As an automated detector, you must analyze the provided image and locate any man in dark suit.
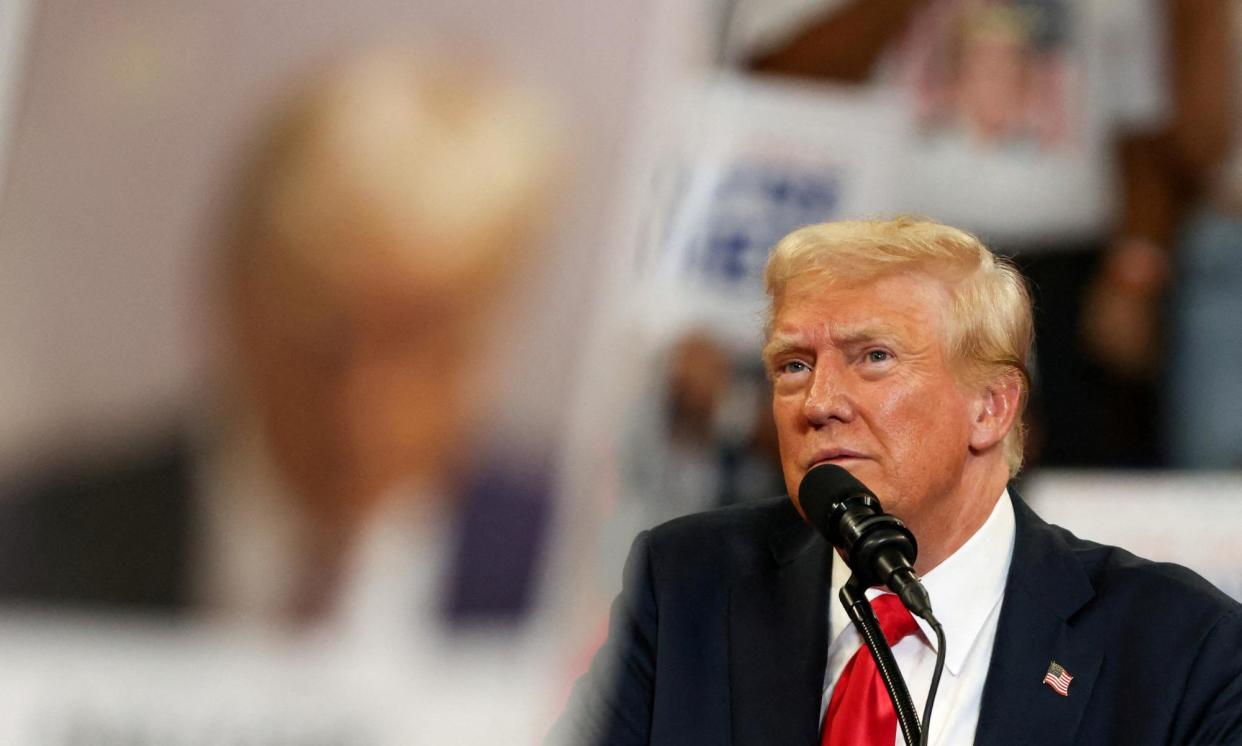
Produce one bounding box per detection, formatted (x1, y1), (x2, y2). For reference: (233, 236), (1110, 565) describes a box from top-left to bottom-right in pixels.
(558, 217), (1242, 745)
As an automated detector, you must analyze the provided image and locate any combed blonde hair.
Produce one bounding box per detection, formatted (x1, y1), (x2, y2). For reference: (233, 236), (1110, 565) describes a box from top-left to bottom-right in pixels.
(764, 216), (1033, 476)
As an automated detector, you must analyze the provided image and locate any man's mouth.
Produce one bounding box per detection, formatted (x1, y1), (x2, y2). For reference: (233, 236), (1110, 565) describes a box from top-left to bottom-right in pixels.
(807, 449), (867, 470)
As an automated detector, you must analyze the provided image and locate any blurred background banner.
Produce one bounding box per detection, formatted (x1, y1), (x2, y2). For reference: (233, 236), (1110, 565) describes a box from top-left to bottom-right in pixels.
(0, 617), (395, 745)
(0, 0), (33, 192)
(0, 0), (701, 469)
(637, 75), (904, 296)
(0, 0), (716, 741)
(0, 612), (558, 744)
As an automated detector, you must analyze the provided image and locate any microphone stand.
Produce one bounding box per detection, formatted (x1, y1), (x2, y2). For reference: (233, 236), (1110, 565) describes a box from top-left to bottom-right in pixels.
(839, 576), (921, 746)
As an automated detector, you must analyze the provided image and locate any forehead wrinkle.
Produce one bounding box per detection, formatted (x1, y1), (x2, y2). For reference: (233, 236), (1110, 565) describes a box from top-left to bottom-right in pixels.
(830, 322), (901, 346)
(769, 314), (940, 368)
(767, 273), (949, 357)
(766, 313), (894, 347)
(839, 318), (940, 355)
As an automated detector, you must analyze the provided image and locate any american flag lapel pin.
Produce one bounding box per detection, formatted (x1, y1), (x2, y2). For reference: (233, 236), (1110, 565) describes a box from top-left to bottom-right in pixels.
(1042, 660), (1074, 696)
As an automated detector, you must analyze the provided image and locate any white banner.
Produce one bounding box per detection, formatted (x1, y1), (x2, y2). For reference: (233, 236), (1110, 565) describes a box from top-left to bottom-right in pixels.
(1024, 471), (1242, 602)
(637, 74), (906, 324)
(0, 613), (560, 745)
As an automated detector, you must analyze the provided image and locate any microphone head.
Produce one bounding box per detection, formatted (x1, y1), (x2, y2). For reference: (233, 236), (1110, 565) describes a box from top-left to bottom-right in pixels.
(797, 463), (875, 538)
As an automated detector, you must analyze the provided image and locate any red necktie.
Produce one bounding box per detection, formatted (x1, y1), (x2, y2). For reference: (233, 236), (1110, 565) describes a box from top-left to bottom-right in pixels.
(820, 593), (920, 746)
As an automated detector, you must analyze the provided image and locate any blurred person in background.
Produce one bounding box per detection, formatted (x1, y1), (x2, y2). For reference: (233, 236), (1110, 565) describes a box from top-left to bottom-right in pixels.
(0, 47), (561, 637)
(623, 328), (783, 525)
(738, 0), (1228, 469)
(1165, 0), (1241, 468)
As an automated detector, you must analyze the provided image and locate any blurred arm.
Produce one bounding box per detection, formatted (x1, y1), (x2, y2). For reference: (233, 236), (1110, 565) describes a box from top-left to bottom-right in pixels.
(1083, 0), (1234, 379)
(747, 0), (927, 83)
(1116, 0), (1233, 245)
(1166, 0), (1234, 185)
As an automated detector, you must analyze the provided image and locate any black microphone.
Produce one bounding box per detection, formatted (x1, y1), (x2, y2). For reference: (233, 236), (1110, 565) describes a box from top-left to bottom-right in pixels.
(798, 463), (935, 621)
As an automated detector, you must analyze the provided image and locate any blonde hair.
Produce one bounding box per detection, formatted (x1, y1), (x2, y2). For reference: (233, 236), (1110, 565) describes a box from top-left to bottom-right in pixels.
(764, 216), (1033, 476)
(219, 46), (561, 301)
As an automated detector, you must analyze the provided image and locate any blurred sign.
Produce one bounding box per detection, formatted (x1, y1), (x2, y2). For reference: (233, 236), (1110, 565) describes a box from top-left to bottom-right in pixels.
(691, 159), (841, 286)
(0, 614), (557, 745)
(0, 0), (33, 192)
(638, 74), (906, 307)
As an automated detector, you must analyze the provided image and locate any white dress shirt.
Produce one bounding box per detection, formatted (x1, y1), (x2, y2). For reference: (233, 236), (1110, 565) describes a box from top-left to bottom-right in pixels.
(188, 420), (561, 742)
(820, 490), (1016, 746)
(191, 420), (450, 636)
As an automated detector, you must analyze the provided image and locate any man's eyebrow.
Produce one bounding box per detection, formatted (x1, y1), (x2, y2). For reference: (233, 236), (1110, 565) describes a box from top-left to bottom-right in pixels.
(761, 335), (803, 364)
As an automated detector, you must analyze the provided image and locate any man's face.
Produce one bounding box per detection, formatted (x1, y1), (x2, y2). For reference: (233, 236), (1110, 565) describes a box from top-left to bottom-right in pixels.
(232, 251), (480, 520)
(766, 270), (978, 537)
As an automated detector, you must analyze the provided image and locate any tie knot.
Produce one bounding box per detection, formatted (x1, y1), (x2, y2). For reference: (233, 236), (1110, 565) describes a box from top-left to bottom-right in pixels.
(870, 594), (919, 646)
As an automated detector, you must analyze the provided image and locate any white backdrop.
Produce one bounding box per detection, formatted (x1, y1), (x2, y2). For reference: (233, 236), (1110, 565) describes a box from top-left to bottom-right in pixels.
(1025, 471), (1242, 602)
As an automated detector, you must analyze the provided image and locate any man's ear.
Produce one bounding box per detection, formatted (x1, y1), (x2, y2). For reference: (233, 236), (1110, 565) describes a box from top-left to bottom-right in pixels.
(969, 371), (1022, 453)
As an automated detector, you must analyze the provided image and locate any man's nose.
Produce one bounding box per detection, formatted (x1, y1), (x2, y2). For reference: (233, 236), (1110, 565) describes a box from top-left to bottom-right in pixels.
(802, 365), (854, 426)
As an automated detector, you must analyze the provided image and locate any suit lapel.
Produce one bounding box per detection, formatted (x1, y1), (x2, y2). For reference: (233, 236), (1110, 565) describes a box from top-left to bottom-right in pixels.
(975, 493), (1101, 746)
(729, 511), (831, 746)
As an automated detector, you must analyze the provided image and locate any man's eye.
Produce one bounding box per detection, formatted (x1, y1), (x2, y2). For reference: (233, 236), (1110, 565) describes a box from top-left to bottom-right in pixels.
(781, 360), (810, 375)
(866, 350), (891, 363)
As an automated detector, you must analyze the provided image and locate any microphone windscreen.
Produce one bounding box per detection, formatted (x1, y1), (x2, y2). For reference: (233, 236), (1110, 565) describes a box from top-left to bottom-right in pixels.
(797, 464), (873, 538)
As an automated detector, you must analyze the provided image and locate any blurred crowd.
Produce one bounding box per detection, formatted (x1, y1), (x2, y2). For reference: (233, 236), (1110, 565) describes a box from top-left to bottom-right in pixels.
(0, 0), (1238, 743)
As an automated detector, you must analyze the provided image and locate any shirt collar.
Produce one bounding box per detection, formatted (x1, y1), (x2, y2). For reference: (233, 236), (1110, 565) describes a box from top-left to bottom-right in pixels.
(830, 489), (1016, 676)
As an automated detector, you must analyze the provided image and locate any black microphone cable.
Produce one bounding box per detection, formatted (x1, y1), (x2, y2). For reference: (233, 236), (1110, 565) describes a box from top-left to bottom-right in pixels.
(921, 618), (946, 746)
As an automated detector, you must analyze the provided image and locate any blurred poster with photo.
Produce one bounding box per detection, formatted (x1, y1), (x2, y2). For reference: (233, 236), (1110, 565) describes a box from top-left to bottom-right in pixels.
(0, 0), (708, 742)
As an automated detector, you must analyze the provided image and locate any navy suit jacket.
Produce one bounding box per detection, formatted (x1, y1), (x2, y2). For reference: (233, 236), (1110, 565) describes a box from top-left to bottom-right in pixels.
(562, 491), (1242, 745)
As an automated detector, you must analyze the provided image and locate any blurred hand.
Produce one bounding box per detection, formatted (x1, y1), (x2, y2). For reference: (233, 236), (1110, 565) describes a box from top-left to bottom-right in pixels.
(666, 333), (733, 443)
(1079, 238), (1170, 381)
